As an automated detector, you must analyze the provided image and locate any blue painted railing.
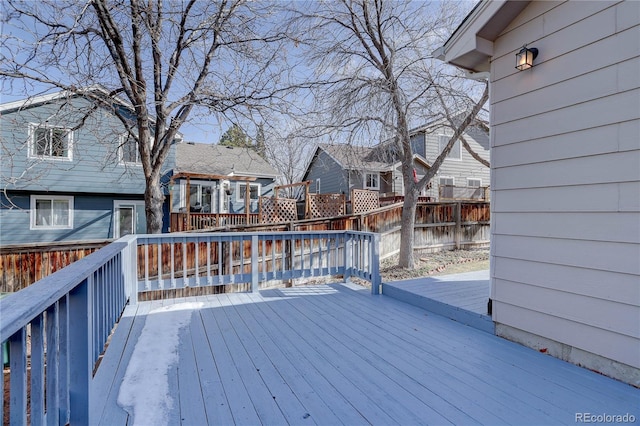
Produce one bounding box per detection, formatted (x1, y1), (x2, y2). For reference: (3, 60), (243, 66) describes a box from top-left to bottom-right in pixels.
(136, 231), (380, 296)
(0, 231), (379, 424)
(0, 236), (137, 425)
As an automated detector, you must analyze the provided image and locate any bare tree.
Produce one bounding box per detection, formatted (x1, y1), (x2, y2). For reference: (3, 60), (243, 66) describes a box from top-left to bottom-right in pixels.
(264, 129), (313, 197)
(1, 0), (289, 233)
(294, 0), (487, 268)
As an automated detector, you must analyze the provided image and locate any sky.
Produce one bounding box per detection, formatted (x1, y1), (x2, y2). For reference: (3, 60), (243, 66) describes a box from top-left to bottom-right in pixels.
(0, 83), (226, 144)
(0, 1), (479, 146)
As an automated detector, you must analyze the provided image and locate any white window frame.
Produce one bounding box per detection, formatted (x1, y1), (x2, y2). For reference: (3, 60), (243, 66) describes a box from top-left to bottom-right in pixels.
(363, 172), (380, 190)
(236, 182), (261, 202)
(113, 200), (146, 238)
(438, 135), (462, 161)
(183, 182), (215, 212)
(118, 133), (142, 165)
(315, 178), (321, 194)
(467, 178), (482, 188)
(28, 123), (73, 161)
(439, 176), (455, 186)
(30, 195), (74, 230)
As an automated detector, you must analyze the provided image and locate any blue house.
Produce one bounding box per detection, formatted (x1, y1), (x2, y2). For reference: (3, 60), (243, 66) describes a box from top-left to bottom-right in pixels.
(0, 88), (176, 244)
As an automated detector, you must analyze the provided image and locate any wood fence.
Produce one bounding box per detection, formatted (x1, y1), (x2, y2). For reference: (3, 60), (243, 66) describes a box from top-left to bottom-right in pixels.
(0, 240), (111, 293)
(0, 201), (489, 292)
(207, 201), (490, 259)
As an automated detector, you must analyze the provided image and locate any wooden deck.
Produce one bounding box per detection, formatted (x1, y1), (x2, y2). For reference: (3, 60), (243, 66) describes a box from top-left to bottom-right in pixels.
(382, 270), (493, 333)
(92, 282), (640, 425)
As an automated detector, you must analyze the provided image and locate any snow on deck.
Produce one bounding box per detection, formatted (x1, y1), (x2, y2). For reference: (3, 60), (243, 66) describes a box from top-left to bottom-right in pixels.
(92, 282), (640, 425)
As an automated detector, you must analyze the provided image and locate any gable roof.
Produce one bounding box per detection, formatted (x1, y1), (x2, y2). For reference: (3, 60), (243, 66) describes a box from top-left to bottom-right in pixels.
(307, 143), (431, 177)
(175, 143), (279, 179)
(410, 115), (490, 151)
(317, 143), (392, 172)
(0, 86), (183, 140)
(0, 85), (130, 114)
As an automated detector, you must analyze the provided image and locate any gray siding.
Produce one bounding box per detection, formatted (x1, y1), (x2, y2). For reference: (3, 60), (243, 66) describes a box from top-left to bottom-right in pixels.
(304, 149), (349, 195)
(423, 131), (490, 200)
(488, 1), (639, 370)
(0, 191), (148, 243)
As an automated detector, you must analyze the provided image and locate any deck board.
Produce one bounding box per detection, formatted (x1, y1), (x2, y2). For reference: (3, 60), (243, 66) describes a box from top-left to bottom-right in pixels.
(254, 289), (453, 425)
(242, 290), (400, 425)
(383, 270), (490, 315)
(382, 270), (493, 332)
(93, 283), (640, 425)
(358, 285), (635, 415)
(177, 317), (209, 426)
(188, 307), (236, 425)
(233, 292), (369, 425)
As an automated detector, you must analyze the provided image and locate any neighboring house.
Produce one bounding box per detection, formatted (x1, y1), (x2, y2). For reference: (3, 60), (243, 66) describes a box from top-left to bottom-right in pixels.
(301, 143), (431, 198)
(409, 118), (490, 200)
(0, 88), (176, 244)
(438, 0), (639, 385)
(170, 142), (279, 215)
(302, 120), (489, 201)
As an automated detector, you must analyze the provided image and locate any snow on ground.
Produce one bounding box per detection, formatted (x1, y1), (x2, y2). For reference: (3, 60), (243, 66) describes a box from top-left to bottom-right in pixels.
(117, 302), (203, 426)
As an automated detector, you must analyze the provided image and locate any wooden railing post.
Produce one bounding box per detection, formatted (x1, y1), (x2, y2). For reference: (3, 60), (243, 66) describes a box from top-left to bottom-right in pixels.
(68, 277), (92, 425)
(121, 235), (138, 305)
(251, 235), (259, 292)
(9, 328), (27, 425)
(57, 295), (70, 424)
(370, 233), (381, 295)
(343, 233), (352, 283)
(455, 202), (462, 250)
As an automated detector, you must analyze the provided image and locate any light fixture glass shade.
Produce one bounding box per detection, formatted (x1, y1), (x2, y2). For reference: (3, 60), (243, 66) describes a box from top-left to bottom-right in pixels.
(515, 47), (538, 70)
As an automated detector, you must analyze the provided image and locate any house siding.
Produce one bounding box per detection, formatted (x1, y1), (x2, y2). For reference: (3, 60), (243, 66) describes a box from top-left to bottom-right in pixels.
(1, 95), (177, 243)
(0, 191), (150, 243)
(423, 131), (490, 200)
(489, 0), (640, 372)
(0, 96), (154, 194)
(304, 149), (349, 195)
(230, 177), (276, 213)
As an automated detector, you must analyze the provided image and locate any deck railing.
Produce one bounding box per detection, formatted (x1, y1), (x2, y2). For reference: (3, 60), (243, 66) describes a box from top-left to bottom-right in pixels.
(0, 231), (379, 424)
(0, 236), (137, 425)
(170, 212), (260, 232)
(136, 231), (380, 296)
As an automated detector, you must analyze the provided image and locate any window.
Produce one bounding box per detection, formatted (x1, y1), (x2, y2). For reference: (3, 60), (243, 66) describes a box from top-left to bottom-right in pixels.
(439, 176), (455, 186)
(29, 124), (72, 160)
(187, 184), (214, 212)
(468, 178), (482, 188)
(439, 177), (455, 199)
(119, 134), (141, 164)
(237, 182), (261, 201)
(114, 200), (146, 237)
(315, 178), (321, 194)
(438, 135), (462, 160)
(364, 172), (380, 190)
(30, 195), (73, 229)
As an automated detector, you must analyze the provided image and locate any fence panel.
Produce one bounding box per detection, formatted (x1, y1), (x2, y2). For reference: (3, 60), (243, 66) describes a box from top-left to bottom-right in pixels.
(308, 194), (346, 218)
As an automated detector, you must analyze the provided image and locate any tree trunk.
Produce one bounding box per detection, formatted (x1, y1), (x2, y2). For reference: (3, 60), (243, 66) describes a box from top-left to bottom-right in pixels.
(145, 173), (164, 234)
(398, 187), (418, 268)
